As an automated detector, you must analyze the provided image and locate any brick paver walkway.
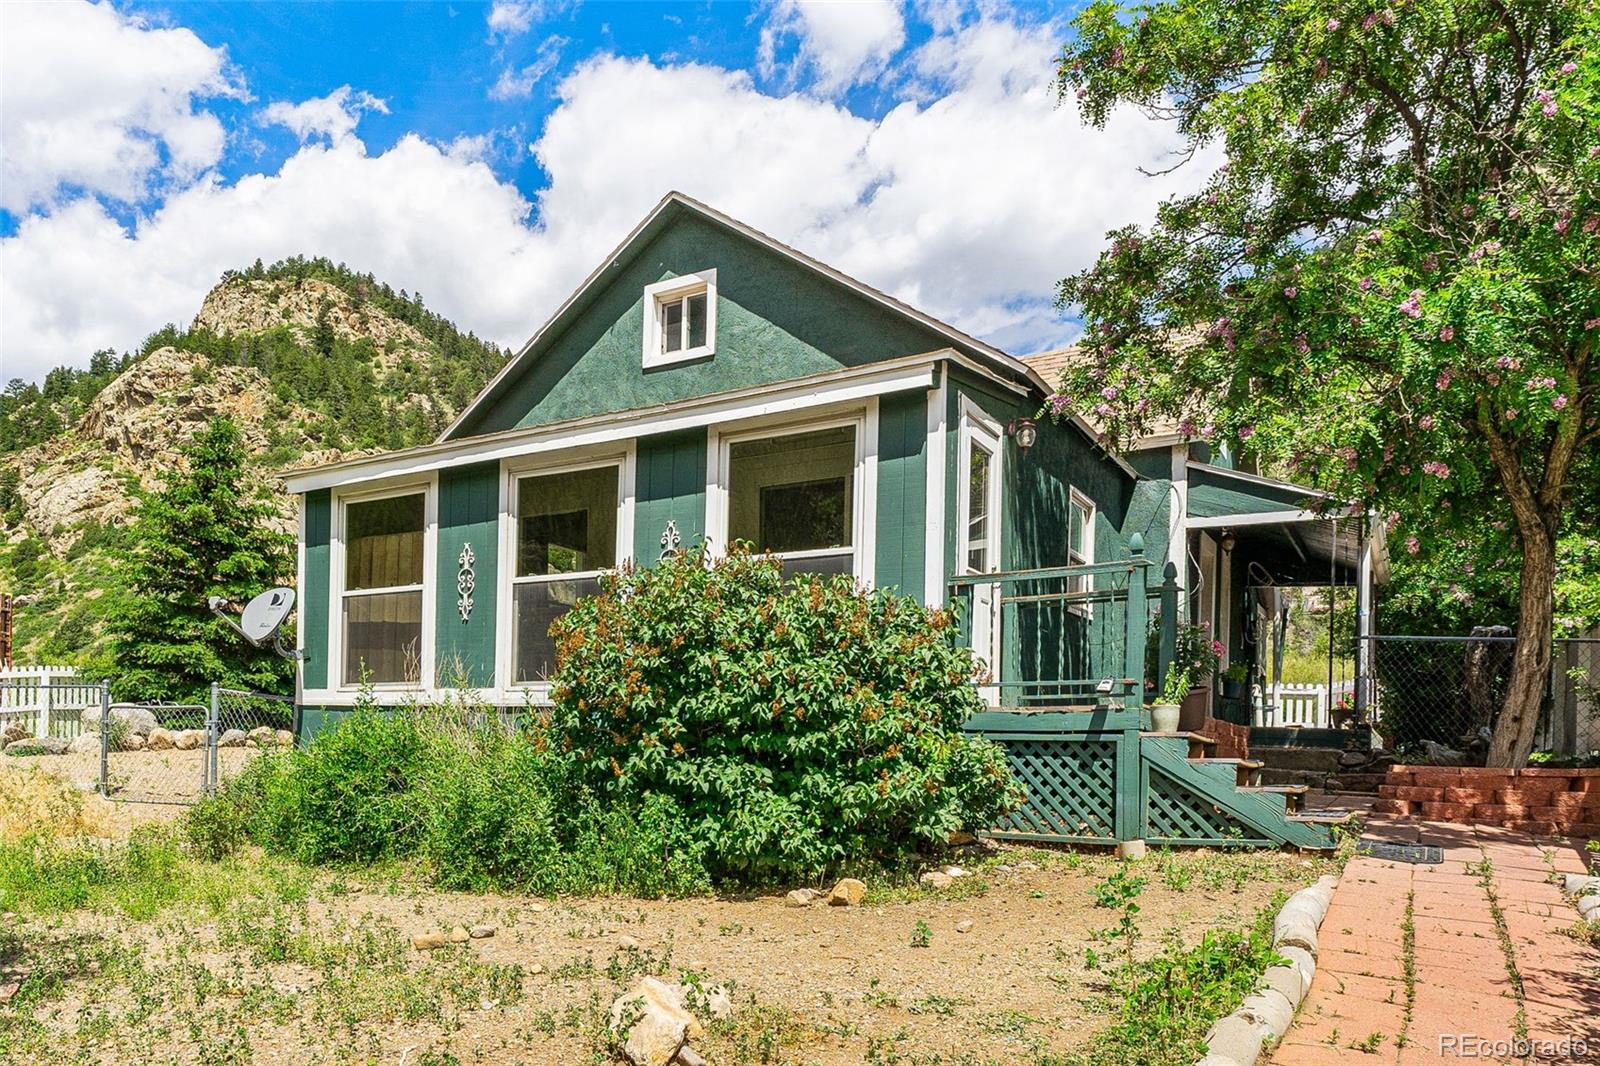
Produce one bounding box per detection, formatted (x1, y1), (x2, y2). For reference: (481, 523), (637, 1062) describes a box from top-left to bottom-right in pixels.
(1271, 816), (1600, 1065)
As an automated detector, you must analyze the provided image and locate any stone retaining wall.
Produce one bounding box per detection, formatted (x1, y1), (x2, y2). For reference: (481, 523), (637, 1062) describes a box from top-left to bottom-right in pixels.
(1373, 765), (1600, 836)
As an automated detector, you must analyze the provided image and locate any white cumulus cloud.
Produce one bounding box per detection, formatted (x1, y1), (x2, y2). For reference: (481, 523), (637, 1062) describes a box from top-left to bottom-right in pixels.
(489, 36), (568, 100)
(260, 86), (389, 145)
(759, 0), (906, 95)
(487, 0), (567, 41)
(0, 0), (241, 213)
(1, 4), (1208, 384)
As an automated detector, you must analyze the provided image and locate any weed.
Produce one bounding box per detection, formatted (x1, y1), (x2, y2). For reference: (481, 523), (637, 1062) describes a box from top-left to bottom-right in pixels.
(910, 919), (932, 948)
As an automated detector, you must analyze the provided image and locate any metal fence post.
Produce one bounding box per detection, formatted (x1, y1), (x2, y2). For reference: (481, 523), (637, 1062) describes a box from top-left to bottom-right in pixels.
(207, 682), (220, 794)
(98, 680), (110, 797)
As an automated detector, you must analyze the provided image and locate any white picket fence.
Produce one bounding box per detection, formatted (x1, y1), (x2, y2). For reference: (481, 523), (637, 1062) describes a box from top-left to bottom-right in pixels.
(0, 665), (102, 740)
(1268, 681), (1357, 728)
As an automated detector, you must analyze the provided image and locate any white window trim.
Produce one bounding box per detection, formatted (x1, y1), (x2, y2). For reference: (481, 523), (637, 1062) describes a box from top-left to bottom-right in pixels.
(327, 476), (438, 693)
(496, 444), (636, 700)
(642, 269), (717, 369)
(705, 401), (877, 586)
(956, 399), (1003, 578)
(1068, 487), (1096, 617)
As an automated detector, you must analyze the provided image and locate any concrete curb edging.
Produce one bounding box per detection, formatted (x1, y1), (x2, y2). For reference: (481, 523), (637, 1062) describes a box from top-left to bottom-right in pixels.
(1193, 873), (1339, 1066)
(1562, 873), (1600, 923)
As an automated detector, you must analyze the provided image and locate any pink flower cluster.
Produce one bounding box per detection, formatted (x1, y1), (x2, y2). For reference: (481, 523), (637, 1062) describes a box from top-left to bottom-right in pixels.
(1422, 461), (1450, 479)
(1553, 394), (1570, 410)
(1438, 326), (1454, 342)
(1494, 355), (1520, 369)
(1237, 424), (1255, 440)
(1435, 368), (1453, 390)
(1399, 289), (1423, 318)
(1538, 90), (1557, 118)
(1405, 536), (1420, 555)
(1419, 415), (1436, 430)
(1047, 393), (1072, 415)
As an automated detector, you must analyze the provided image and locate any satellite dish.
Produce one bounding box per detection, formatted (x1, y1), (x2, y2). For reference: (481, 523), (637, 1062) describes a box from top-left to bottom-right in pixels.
(240, 587), (295, 643)
(208, 586), (301, 659)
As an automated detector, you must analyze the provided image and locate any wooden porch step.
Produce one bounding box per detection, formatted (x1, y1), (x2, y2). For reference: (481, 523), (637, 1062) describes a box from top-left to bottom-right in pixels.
(1190, 757), (1264, 787)
(1143, 731), (1217, 759)
(1238, 784), (1310, 813)
(984, 704), (1107, 714)
(1290, 808), (1363, 826)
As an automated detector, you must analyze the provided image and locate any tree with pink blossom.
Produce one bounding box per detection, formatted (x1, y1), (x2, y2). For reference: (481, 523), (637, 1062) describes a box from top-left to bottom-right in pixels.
(1055, 0), (1598, 766)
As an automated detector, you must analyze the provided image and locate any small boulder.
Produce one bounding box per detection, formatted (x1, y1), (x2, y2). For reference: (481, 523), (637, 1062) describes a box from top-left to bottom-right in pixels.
(5, 736), (67, 756)
(217, 729), (247, 748)
(146, 728), (175, 751)
(448, 925), (471, 944)
(946, 830), (977, 846)
(120, 732), (146, 752)
(919, 871), (954, 889)
(469, 924), (496, 939)
(955, 919), (974, 934)
(784, 889), (817, 908)
(85, 704), (159, 737)
(275, 729), (296, 747)
(248, 726), (275, 744)
(412, 933), (448, 951)
(0, 723), (28, 746)
(67, 733), (100, 755)
(173, 730), (202, 751)
(617, 934), (642, 950)
(1338, 750), (1370, 768)
(609, 977), (699, 1066)
(827, 878), (867, 907)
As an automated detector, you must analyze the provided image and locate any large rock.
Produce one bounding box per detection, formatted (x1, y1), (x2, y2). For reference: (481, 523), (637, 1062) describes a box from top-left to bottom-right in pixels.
(248, 726), (276, 746)
(68, 733), (101, 755)
(120, 732), (146, 752)
(217, 729), (247, 748)
(0, 723), (28, 746)
(173, 729), (203, 751)
(5, 736), (68, 756)
(84, 704), (159, 737)
(609, 977), (700, 1066)
(827, 878), (867, 907)
(146, 728), (175, 751)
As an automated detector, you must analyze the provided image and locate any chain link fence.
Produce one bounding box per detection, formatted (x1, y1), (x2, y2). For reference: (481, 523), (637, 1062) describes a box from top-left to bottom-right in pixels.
(1361, 635), (1600, 760)
(0, 679), (296, 804)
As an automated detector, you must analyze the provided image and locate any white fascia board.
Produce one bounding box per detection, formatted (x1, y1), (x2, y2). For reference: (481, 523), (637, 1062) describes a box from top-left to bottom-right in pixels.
(284, 355), (942, 495)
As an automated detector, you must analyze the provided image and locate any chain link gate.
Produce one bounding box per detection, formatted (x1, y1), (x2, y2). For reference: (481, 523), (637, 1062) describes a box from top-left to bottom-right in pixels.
(206, 685), (297, 794)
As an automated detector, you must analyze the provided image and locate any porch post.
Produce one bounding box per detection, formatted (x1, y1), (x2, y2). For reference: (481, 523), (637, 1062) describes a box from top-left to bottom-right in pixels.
(1125, 534), (1148, 713)
(1158, 561), (1178, 699)
(1356, 521), (1375, 719)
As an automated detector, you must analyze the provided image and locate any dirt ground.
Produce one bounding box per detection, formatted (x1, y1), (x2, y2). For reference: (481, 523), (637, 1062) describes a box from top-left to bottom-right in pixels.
(6, 745), (267, 805)
(1, 794), (1336, 1066)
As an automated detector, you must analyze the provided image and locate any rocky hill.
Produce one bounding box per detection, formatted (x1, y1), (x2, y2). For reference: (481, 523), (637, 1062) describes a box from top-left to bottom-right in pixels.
(0, 258), (508, 669)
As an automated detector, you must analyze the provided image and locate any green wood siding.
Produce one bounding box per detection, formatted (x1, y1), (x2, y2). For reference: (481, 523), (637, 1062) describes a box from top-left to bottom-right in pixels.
(435, 462), (500, 688)
(873, 391), (927, 600)
(452, 214), (958, 438)
(1187, 466), (1311, 518)
(635, 430), (708, 562)
(301, 489), (331, 690)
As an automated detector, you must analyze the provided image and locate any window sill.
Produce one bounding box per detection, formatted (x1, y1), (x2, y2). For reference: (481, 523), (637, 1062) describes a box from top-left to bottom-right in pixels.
(643, 343), (715, 370)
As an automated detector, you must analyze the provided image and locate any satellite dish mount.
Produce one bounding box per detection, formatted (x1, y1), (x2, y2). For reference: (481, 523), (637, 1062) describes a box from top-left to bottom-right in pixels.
(209, 587), (301, 660)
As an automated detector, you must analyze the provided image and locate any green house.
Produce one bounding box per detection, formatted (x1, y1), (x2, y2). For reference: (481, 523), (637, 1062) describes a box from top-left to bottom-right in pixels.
(284, 193), (1380, 847)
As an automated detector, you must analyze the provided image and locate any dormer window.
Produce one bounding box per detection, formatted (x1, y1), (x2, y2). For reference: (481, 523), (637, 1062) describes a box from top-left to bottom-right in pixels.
(643, 269), (716, 368)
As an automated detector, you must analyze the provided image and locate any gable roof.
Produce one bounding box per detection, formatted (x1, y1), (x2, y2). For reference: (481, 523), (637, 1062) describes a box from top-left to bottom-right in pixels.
(442, 191), (1050, 441)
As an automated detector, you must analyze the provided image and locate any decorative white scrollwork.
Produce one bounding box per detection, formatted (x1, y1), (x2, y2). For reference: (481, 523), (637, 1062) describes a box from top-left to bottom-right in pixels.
(659, 520), (682, 561)
(456, 543), (476, 621)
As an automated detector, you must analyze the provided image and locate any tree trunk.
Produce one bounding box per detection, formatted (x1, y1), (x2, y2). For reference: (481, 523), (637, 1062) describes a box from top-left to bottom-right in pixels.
(1485, 527), (1555, 767)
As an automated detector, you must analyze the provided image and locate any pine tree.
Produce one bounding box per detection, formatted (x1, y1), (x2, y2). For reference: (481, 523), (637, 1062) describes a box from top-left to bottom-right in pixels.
(110, 417), (294, 702)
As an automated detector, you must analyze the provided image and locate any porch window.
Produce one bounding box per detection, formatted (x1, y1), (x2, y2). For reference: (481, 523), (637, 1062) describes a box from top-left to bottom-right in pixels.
(642, 270), (717, 369)
(965, 439), (995, 573)
(341, 492), (425, 685)
(728, 424), (855, 579)
(1069, 490), (1095, 607)
(512, 464), (619, 683)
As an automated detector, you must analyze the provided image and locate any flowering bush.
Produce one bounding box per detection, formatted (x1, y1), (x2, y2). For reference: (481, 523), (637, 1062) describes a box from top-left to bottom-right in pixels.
(546, 545), (1022, 883)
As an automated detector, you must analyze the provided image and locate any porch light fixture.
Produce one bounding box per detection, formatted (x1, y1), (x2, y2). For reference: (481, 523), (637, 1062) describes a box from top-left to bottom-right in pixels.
(1007, 417), (1038, 453)
(1220, 530), (1237, 553)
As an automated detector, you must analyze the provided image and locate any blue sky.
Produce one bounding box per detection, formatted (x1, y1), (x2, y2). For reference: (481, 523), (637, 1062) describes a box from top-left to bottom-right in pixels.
(1, 1), (1204, 383)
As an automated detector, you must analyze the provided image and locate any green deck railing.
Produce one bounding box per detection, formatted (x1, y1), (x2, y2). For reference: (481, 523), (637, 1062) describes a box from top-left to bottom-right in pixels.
(948, 534), (1180, 711)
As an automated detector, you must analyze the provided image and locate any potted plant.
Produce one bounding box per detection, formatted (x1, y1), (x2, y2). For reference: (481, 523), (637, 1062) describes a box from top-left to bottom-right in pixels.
(1150, 666), (1189, 732)
(1219, 663), (1249, 700)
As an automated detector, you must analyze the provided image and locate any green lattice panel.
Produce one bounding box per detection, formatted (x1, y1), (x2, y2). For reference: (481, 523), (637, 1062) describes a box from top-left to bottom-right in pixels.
(1146, 765), (1266, 844)
(990, 738), (1118, 841)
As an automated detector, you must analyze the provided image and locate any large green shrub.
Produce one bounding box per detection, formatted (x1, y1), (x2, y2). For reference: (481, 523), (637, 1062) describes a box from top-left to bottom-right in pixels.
(546, 546), (1021, 881)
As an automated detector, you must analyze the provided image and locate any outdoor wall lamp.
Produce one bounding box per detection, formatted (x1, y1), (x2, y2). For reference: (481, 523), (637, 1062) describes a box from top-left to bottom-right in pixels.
(1220, 530), (1237, 553)
(1007, 417), (1038, 453)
